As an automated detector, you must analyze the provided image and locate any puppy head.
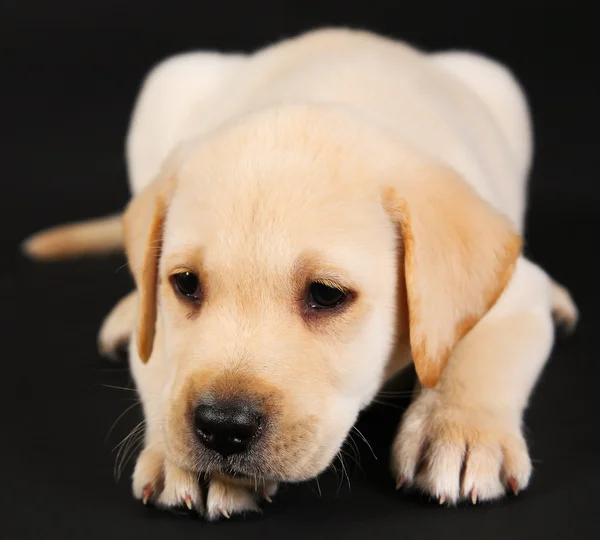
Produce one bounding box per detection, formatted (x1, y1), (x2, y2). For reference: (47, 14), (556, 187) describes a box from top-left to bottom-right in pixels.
(124, 105), (521, 482)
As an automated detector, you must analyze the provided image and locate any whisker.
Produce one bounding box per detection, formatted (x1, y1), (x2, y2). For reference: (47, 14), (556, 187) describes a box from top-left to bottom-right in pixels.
(328, 459), (340, 482)
(113, 420), (149, 480)
(341, 445), (362, 473)
(376, 389), (415, 397)
(345, 433), (362, 470)
(115, 435), (145, 481)
(335, 452), (351, 496)
(104, 401), (142, 444)
(370, 398), (404, 410)
(98, 384), (138, 393)
(113, 433), (145, 479)
(352, 426), (377, 460)
(112, 420), (146, 453)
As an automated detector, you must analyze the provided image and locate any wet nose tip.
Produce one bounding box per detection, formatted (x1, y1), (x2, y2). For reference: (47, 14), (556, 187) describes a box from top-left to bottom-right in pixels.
(194, 399), (263, 457)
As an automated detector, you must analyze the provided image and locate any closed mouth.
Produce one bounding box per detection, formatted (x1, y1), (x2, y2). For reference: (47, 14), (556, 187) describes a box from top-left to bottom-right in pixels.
(214, 466), (279, 485)
(223, 467), (250, 479)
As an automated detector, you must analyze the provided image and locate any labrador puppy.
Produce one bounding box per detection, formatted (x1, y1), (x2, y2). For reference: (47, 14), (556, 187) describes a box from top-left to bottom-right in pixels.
(24, 28), (578, 520)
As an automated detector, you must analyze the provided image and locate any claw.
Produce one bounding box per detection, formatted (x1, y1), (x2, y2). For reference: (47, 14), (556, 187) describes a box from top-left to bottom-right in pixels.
(507, 476), (519, 496)
(395, 475), (406, 490)
(263, 490), (273, 503)
(439, 494), (446, 505)
(220, 507), (231, 519)
(470, 488), (477, 505)
(184, 494), (193, 510)
(142, 484), (153, 505)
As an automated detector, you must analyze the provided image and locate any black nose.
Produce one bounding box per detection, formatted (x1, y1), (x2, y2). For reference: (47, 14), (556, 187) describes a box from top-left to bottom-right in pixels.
(194, 399), (263, 457)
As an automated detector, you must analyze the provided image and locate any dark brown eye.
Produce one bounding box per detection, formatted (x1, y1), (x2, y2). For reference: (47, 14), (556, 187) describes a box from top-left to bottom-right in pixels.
(307, 282), (347, 309)
(171, 272), (200, 301)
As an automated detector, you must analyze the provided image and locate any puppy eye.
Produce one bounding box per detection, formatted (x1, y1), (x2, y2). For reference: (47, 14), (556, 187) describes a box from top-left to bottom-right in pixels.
(307, 282), (347, 309)
(171, 271), (200, 301)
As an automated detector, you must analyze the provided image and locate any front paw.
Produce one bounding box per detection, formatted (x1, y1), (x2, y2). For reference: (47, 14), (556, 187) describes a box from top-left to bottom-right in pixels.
(98, 292), (137, 360)
(391, 390), (531, 504)
(132, 447), (278, 520)
(132, 447), (203, 513)
(205, 477), (278, 521)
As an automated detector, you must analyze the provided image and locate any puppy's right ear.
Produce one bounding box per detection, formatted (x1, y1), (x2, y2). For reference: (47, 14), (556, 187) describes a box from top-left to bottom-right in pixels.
(382, 161), (521, 388)
(123, 167), (176, 363)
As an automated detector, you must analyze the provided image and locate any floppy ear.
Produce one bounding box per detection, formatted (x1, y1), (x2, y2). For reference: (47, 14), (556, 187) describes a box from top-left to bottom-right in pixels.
(383, 164), (522, 388)
(123, 168), (176, 363)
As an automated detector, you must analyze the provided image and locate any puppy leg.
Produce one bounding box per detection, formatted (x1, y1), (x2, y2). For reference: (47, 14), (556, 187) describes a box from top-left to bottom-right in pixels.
(132, 436), (204, 512)
(550, 279), (578, 333)
(133, 449), (204, 512)
(132, 443), (277, 519)
(392, 258), (556, 503)
(129, 337), (205, 513)
(205, 475), (278, 521)
(100, 283), (224, 516)
(98, 291), (138, 359)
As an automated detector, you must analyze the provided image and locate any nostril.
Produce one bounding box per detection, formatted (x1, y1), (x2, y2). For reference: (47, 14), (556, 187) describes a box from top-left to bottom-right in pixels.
(194, 400), (263, 457)
(195, 425), (215, 446)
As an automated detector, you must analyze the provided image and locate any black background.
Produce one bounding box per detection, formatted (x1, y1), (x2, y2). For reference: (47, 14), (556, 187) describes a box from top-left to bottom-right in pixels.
(1, 1), (598, 538)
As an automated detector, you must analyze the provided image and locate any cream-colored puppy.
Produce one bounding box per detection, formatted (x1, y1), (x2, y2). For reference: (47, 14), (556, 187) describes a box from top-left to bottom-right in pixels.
(24, 28), (578, 520)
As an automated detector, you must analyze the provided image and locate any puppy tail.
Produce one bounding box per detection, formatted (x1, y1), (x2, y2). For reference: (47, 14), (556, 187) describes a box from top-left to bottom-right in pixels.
(21, 214), (123, 260)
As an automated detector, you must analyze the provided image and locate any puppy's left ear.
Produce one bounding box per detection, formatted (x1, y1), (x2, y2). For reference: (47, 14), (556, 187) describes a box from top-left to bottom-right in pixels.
(123, 165), (177, 363)
(383, 162), (522, 388)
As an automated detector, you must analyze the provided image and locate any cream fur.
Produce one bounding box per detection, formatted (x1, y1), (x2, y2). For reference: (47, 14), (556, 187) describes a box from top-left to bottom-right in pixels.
(28, 28), (578, 519)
